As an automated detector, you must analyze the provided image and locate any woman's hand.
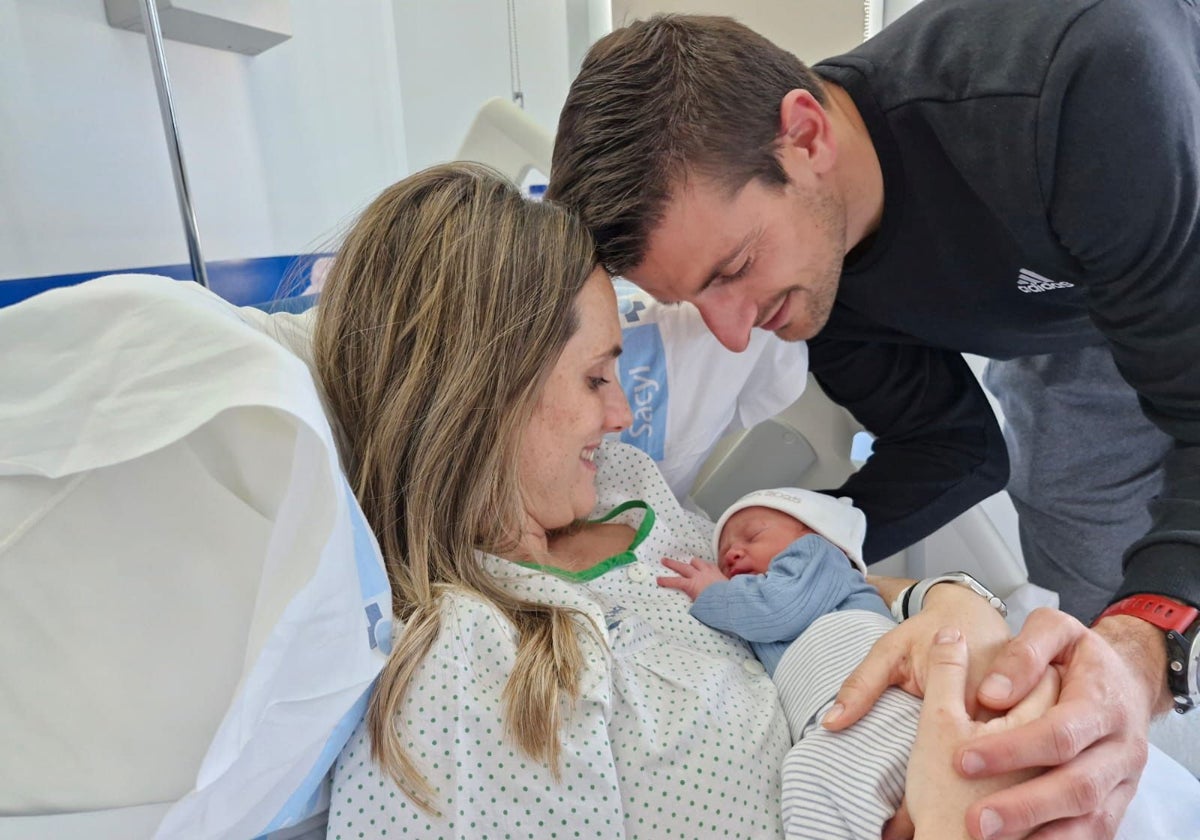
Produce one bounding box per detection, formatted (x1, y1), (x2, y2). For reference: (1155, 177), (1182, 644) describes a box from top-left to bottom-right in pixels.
(953, 609), (1162, 839)
(906, 627), (1059, 839)
(823, 581), (1011, 729)
(657, 556), (728, 601)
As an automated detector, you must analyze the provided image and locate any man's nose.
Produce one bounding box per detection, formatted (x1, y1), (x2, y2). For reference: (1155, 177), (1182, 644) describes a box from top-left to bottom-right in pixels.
(696, 291), (755, 353)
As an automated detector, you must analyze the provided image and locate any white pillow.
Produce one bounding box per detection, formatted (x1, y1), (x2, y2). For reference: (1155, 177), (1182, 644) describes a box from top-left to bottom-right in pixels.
(0, 275), (389, 839)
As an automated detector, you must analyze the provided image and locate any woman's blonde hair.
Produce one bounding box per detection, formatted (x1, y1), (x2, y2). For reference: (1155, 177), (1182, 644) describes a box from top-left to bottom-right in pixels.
(313, 163), (600, 812)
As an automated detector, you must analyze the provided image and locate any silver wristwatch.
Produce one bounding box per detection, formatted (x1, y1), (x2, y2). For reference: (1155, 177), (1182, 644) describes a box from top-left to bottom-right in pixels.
(890, 571), (1008, 622)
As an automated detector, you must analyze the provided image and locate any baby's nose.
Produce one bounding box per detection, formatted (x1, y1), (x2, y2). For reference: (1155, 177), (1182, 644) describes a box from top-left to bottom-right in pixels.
(720, 547), (743, 574)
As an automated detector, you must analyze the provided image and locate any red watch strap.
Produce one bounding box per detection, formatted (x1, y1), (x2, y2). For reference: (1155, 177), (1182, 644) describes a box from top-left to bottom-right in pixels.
(1096, 595), (1199, 633)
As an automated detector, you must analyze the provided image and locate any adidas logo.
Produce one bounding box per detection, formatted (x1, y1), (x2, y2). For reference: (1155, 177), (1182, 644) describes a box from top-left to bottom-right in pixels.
(1017, 268), (1075, 293)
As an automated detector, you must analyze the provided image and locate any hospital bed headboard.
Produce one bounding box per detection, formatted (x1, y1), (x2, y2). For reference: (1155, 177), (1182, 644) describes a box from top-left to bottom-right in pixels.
(456, 97), (553, 185)
(691, 374), (862, 514)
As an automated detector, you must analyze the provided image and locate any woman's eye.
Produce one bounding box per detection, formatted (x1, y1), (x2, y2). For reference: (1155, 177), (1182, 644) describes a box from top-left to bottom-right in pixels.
(587, 376), (610, 391)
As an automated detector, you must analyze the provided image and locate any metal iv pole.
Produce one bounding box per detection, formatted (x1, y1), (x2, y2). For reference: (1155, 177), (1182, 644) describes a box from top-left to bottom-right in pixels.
(137, 0), (209, 288)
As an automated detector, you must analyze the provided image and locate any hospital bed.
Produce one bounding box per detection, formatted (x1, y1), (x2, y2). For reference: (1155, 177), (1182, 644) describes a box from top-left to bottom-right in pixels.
(1, 101), (1196, 840)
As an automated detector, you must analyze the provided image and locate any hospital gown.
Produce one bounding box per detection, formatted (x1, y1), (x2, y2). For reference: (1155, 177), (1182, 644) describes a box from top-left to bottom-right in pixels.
(328, 441), (789, 839)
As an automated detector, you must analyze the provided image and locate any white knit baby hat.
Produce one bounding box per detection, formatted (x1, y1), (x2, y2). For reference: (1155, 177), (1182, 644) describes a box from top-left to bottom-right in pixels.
(712, 488), (868, 575)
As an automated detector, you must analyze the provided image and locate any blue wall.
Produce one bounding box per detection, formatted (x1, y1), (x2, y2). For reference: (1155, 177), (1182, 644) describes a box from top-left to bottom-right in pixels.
(0, 255), (327, 310)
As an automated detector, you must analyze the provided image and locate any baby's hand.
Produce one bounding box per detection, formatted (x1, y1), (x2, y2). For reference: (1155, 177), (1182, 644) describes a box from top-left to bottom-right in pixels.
(657, 556), (728, 601)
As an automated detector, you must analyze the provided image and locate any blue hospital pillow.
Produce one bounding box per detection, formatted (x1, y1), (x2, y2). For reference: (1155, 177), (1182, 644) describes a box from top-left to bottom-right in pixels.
(612, 278), (808, 498)
(616, 282), (669, 462)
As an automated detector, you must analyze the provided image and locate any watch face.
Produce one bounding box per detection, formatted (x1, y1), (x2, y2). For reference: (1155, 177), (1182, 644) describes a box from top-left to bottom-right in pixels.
(1167, 626), (1200, 712)
(1189, 632), (1200, 697)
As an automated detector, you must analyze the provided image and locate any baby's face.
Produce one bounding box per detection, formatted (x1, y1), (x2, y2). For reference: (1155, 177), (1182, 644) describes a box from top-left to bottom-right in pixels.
(716, 506), (815, 578)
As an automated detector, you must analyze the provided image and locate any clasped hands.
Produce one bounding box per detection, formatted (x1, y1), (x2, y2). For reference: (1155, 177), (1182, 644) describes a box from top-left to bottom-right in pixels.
(829, 587), (1162, 840)
(658, 557), (1160, 838)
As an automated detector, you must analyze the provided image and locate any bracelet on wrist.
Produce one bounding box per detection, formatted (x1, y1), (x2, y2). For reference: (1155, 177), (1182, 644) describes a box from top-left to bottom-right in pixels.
(890, 571), (1007, 622)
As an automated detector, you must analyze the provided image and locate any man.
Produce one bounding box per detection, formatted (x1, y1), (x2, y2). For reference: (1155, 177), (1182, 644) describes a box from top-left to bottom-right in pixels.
(548, 1), (1200, 837)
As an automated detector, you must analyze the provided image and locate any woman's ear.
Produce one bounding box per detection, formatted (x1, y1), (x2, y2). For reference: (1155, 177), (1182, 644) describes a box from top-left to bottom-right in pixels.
(777, 88), (837, 176)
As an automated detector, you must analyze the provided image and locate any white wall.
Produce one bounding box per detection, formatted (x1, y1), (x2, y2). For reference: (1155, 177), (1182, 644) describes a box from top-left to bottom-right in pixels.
(391, 0), (573, 175)
(613, 0), (870, 64)
(0, 0), (408, 280)
(0, 0), (913, 282)
(882, 0), (923, 27)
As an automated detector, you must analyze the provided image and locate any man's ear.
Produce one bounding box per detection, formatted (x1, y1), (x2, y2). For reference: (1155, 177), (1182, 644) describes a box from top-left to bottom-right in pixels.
(778, 89), (837, 176)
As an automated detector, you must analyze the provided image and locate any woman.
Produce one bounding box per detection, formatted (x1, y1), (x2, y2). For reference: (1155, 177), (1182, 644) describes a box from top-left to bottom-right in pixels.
(312, 163), (1016, 839)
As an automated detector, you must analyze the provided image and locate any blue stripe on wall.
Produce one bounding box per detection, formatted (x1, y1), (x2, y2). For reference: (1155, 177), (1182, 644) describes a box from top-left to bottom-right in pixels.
(0, 254), (331, 309)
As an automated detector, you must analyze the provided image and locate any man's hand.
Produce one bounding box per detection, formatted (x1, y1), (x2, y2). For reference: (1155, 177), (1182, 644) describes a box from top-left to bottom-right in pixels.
(657, 556), (727, 601)
(905, 627), (1059, 840)
(951, 608), (1168, 839)
(823, 580), (1011, 729)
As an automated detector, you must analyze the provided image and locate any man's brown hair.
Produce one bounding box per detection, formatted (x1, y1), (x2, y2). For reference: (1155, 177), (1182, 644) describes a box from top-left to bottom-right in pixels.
(548, 14), (826, 274)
